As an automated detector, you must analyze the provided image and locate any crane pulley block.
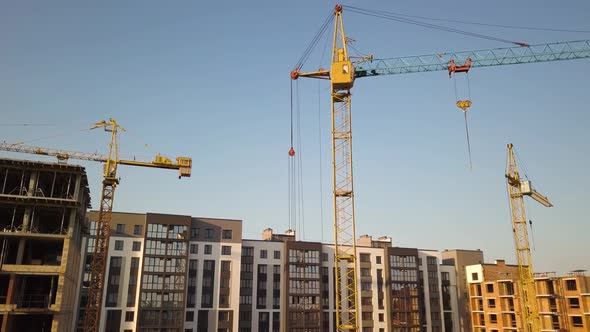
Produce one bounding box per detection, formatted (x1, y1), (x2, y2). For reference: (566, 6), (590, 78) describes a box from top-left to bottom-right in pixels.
(448, 58), (472, 78)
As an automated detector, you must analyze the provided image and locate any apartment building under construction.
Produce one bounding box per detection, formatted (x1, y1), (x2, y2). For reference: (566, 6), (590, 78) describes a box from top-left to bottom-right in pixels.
(466, 260), (590, 331)
(0, 158), (90, 331)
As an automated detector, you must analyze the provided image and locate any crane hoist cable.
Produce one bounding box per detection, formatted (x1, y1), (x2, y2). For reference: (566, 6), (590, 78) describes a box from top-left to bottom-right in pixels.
(449, 58), (474, 170)
(343, 5), (529, 46)
(288, 79), (306, 239)
(362, 9), (590, 34)
(529, 220), (536, 250)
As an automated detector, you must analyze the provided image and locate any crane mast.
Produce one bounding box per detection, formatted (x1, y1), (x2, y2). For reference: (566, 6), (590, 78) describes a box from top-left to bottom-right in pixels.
(292, 5), (360, 330)
(84, 119), (122, 332)
(0, 119), (192, 332)
(329, 5), (359, 331)
(506, 143), (552, 332)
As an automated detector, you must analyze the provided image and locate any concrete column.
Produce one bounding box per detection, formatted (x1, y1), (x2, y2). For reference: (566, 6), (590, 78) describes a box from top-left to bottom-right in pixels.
(15, 171), (40, 264)
(22, 170), (38, 231)
(73, 173), (81, 202)
(67, 208), (77, 237)
(0, 274), (17, 331)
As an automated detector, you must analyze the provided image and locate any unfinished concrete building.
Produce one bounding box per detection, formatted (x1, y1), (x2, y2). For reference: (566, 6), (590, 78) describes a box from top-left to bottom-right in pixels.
(466, 260), (590, 331)
(0, 158), (90, 331)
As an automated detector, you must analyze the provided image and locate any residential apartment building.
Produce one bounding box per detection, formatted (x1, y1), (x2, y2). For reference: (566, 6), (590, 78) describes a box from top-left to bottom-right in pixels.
(442, 249), (484, 332)
(76, 212), (242, 332)
(76, 211), (463, 332)
(0, 158), (90, 331)
(466, 260), (590, 331)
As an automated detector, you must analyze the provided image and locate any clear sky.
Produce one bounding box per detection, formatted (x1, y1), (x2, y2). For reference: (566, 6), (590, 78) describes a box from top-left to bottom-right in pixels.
(1, 1), (589, 275)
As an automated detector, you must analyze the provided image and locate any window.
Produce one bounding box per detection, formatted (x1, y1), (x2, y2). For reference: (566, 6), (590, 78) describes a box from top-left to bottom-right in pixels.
(566, 279), (577, 291)
(379, 313), (384, 322)
(490, 314), (497, 324)
(242, 246), (254, 257)
(260, 250), (268, 259)
(488, 299), (496, 308)
(427, 256), (437, 265)
(472, 272), (479, 281)
(204, 228), (214, 239)
(204, 244), (212, 255)
(190, 243), (198, 254)
(322, 253), (329, 261)
(569, 297), (580, 308)
(274, 251), (281, 259)
(219, 311), (229, 321)
(222, 230), (233, 239)
(114, 240), (124, 251)
(133, 225), (142, 235)
(572, 316), (583, 327)
(486, 283), (494, 293)
(186, 311), (194, 322)
(132, 241), (141, 251)
(222, 246), (231, 255)
(190, 227), (199, 238)
(116, 224), (125, 233)
(361, 268), (371, 277)
(376, 256), (382, 264)
(360, 253), (370, 262)
(125, 311), (134, 322)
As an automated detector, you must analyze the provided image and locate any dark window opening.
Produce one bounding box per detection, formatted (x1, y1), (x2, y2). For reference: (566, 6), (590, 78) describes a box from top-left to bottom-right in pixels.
(566, 279), (577, 291)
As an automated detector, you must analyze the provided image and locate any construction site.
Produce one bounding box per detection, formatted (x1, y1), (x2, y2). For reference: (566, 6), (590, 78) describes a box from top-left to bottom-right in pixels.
(1, 2), (590, 332)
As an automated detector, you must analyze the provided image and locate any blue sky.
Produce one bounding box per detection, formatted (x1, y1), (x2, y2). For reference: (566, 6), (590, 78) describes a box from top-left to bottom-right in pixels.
(1, 1), (589, 274)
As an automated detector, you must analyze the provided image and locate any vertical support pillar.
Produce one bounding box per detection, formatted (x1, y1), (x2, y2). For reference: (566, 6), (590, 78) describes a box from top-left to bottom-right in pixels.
(16, 170), (38, 264)
(1, 274), (16, 331)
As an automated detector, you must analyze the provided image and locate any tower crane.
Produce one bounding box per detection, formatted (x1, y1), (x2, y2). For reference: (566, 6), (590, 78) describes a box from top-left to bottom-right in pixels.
(506, 143), (552, 332)
(290, 4), (589, 331)
(0, 119), (192, 332)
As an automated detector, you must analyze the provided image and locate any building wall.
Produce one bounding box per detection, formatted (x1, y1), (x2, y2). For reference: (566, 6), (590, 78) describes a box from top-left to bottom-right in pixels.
(385, 246), (421, 332)
(440, 264), (460, 332)
(239, 239), (284, 332)
(419, 250), (446, 332)
(442, 249), (484, 332)
(184, 217), (242, 332)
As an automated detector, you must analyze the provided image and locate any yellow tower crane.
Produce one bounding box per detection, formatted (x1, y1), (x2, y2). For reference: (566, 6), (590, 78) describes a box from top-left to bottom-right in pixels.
(290, 4), (590, 331)
(0, 119), (192, 332)
(291, 5), (365, 330)
(505, 143), (552, 332)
